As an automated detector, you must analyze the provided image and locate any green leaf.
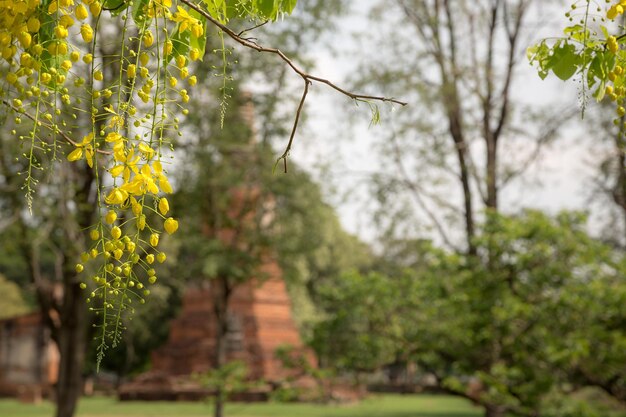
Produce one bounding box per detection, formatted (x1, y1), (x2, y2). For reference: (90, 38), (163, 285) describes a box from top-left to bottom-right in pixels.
(281, 0), (297, 14)
(102, 0), (129, 16)
(549, 43), (580, 81)
(131, 0), (151, 25)
(600, 25), (609, 39)
(256, 0), (276, 19)
(563, 24), (583, 34)
(594, 80), (605, 102)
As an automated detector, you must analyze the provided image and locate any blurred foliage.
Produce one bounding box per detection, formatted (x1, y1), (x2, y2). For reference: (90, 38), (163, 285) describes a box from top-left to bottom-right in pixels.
(0, 274), (32, 320)
(311, 210), (626, 415)
(195, 360), (256, 402)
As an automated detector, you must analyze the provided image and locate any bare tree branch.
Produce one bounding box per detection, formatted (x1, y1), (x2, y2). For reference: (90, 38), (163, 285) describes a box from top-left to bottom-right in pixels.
(388, 130), (459, 250)
(179, 0), (407, 170)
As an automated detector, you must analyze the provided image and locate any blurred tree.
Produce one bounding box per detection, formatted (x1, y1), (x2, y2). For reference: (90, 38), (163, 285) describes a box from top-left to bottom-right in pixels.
(0, 22), (143, 417)
(0, 274), (32, 319)
(0, 133), (95, 417)
(355, 0), (571, 254)
(312, 211), (626, 417)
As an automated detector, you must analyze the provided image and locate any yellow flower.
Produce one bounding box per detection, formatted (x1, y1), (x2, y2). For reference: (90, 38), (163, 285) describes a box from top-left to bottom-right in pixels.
(143, 31), (154, 47)
(66, 133), (95, 167)
(131, 197), (142, 215)
(75, 4), (88, 20)
(158, 197), (169, 215)
(160, 177), (173, 193)
(138, 142), (154, 158)
(109, 164), (124, 177)
(137, 214), (146, 230)
(127, 64), (136, 78)
(189, 48), (200, 61)
(111, 226), (122, 240)
(67, 148), (83, 162)
(172, 6), (200, 33)
(146, 254), (155, 264)
(55, 25), (69, 39)
(608, 36), (619, 54)
(59, 14), (75, 28)
(156, 252), (166, 263)
(121, 164), (159, 196)
(105, 187), (129, 205)
(48, 0), (58, 13)
(90, 1), (101, 16)
(140, 52), (149, 66)
(17, 32), (31, 48)
(27, 17), (40, 33)
(163, 40), (173, 55)
(149, 233), (159, 247)
(105, 210), (117, 224)
(153, 160), (173, 193)
(80, 24), (94, 43)
(192, 23), (203, 39)
(164, 217), (178, 234)
(90, 229), (100, 240)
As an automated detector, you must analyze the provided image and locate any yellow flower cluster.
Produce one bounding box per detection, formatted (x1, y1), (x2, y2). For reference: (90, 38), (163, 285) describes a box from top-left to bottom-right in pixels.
(602, 3), (626, 122)
(607, 1), (626, 20)
(1, 0), (206, 355)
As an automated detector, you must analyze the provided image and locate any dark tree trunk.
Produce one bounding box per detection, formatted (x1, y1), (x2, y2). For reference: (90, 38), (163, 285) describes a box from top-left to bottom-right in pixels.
(486, 137), (498, 211)
(484, 404), (507, 417)
(54, 282), (87, 417)
(213, 277), (230, 417)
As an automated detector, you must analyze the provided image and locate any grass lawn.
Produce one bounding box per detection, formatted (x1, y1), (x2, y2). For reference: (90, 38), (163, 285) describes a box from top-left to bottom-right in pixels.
(0, 394), (483, 417)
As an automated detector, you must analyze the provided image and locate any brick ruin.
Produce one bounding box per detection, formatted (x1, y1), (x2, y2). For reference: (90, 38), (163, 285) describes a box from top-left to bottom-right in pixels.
(118, 268), (315, 401)
(0, 312), (59, 402)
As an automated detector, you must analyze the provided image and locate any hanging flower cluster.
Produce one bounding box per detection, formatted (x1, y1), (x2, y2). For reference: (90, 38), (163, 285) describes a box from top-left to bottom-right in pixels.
(529, 1), (626, 125)
(0, 0), (298, 364)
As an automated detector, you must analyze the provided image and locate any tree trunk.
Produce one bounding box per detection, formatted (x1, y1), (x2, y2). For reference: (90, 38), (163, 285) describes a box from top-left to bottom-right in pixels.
(484, 404), (507, 417)
(486, 136), (498, 211)
(54, 282), (87, 417)
(213, 278), (230, 417)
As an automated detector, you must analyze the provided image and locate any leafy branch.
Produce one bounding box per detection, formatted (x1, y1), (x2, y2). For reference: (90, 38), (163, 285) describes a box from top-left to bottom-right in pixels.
(180, 0), (408, 171)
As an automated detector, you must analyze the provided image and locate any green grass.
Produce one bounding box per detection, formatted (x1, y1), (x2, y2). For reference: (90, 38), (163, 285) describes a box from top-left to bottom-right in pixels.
(0, 394), (482, 417)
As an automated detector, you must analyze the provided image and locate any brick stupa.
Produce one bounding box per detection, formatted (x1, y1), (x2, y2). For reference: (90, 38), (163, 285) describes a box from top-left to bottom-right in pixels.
(151, 272), (305, 382)
(119, 270), (312, 401)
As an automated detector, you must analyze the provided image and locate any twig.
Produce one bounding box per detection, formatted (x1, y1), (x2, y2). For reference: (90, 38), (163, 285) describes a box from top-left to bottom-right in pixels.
(179, 0), (408, 171)
(277, 79), (310, 173)
(237, 20), (269, 37)
(3, 100), (112, 155)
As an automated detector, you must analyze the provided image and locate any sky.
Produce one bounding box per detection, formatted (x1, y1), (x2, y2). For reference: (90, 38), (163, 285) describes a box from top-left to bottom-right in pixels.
(263, 0), (611, 245)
